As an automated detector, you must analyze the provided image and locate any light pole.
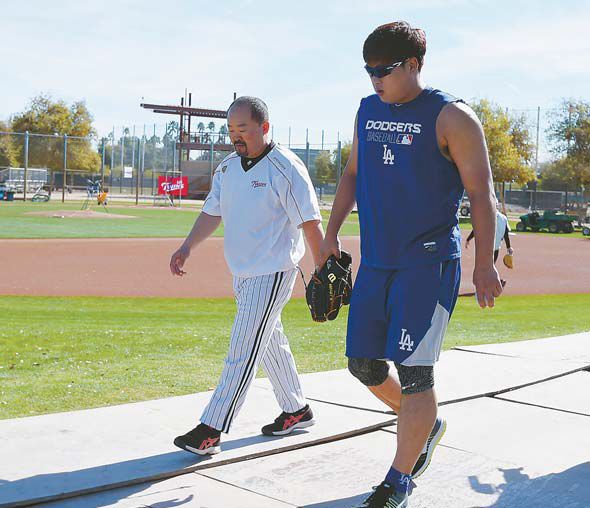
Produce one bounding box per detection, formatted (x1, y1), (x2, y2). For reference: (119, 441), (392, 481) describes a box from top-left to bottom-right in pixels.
(533, 107), (540, 211)
(565, 103), (574, 211)
(61, 134), (67, 203)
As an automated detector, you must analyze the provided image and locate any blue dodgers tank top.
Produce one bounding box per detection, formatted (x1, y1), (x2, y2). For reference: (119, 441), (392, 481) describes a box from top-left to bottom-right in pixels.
(356, 87), (465, 268)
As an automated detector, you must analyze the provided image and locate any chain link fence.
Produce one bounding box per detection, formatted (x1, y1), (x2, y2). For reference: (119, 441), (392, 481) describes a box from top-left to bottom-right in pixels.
(500, 187), (587, 211)
(104, 129), (178, 200)
(0, 126), (348, 205)
(0, 128), (182, 203)
(1, 119), (585, 213)
(0, 131), (99, 201)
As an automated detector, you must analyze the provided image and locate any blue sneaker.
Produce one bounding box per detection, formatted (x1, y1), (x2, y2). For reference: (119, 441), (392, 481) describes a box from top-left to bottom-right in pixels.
(354, 482), (408, 507)
(411, 417), (447, 478)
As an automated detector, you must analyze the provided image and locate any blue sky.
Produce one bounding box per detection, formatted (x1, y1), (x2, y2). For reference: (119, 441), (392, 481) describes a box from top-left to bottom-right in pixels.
(2, 0), (589, 159)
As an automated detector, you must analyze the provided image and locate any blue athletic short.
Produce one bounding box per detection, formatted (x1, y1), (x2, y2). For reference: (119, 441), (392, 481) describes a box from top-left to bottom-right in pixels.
(346, 259), (461, 366)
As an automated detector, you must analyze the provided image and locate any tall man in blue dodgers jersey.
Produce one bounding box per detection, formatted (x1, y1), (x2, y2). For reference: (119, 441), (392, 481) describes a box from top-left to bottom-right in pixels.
(320, 22), (502, 507)
(170, 97), (324, 456)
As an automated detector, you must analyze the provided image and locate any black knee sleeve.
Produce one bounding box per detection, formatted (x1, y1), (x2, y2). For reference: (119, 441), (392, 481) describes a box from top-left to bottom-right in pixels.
(348, 358), (390, 386)
(394, 363), (434, 394)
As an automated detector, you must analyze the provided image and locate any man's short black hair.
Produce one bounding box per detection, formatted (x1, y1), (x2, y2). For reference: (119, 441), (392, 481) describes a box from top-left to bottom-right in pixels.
(228, 96), (269, 124)
(363, 21), (427, 70)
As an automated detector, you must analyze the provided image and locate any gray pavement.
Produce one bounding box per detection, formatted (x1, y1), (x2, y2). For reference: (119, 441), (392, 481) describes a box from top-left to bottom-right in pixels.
(1, 332), (589, 508)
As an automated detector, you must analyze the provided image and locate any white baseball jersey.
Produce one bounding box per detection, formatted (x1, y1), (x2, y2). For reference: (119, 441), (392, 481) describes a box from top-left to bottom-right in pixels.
(202, 142), (321, 277)
(494, 211), (510, 251)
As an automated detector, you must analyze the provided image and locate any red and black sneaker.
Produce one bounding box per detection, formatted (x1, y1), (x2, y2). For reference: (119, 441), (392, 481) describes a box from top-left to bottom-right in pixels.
(261, 404), (315, 436)
(173, 423), (221, 455)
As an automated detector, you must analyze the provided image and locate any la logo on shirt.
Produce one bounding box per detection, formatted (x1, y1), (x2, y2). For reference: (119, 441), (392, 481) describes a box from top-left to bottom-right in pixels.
(382, 144), (395, 165)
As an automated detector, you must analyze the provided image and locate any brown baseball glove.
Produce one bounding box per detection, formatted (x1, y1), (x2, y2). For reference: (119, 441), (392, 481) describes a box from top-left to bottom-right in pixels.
(305, 251), (353, 322)
(503, 253), (514, 269)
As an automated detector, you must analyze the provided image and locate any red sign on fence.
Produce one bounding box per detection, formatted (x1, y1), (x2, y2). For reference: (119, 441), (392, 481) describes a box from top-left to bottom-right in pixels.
(157, 176), (188, 196)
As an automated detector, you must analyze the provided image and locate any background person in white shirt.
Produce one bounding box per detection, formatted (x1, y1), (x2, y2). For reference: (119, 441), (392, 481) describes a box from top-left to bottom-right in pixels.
(466, 209), (513, 286)
(169, 96), (324, 456)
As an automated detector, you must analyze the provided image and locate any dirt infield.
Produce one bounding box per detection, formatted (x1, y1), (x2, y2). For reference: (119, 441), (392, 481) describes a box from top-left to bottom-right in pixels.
(0, 232), (588, 298)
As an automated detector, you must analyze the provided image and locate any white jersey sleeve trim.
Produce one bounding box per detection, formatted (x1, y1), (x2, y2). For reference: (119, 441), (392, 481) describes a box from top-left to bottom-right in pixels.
(202, 153), (238, 217)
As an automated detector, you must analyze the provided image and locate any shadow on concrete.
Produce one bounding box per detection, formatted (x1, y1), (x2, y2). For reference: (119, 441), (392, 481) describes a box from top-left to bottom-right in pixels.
(300, 465), (590, 508)
(468, 462), (590, 507)
(38, 480), (197, 508)
(0, 433), (287, 507)
(300, 481), (416, 507)
(300, 493), (368, 507)
(149, 497), (194, 508)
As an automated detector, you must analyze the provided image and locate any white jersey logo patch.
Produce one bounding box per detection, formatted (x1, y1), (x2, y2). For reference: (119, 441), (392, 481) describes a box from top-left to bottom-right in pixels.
(399, 328), (414, 351)
(382, 144), (395, 165)
(251, 180), (267, 188)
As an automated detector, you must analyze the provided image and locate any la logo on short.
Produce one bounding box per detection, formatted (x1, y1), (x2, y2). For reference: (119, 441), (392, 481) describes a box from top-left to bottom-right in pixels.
(382, 144), (395, 165)
(399, 328), (414, 351)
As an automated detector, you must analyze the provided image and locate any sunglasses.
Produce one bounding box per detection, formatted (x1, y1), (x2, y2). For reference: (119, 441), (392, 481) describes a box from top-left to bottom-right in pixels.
(364, 60), (406, 78)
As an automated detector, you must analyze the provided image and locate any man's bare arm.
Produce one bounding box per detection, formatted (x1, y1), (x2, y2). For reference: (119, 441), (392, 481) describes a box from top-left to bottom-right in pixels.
(170, 212), (221, 276)
(319, 114), (359, 265)
(438, 102), (502, 308)
(184, 212), (221, 250)
(302, 220), (325, 268)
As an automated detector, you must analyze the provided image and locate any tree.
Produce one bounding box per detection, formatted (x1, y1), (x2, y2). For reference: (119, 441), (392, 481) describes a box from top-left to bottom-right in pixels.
(548, 100), (590, 160)
(509, 113), (535, 167)
(314, 142), (353, 185)
(546, 100), (590, 210)
(218, 124), (228, 143)
(471, 100), (536, 210)
(0, 121), (19, 167)
(336, 142), (352, 175)
(165, 122), (179, 141)
(207, 121), (216, 133)
(11, 95), (100, 172)
(314, 150), (335, 185)
(539, 159), (575, 191)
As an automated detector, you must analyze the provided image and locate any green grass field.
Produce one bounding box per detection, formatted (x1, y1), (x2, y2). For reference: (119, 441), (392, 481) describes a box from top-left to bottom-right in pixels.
(1, 201), (587, 239)
(1, 293), (588, 420)
(0, 201), (210, 239)
(0, 202), (361, 238)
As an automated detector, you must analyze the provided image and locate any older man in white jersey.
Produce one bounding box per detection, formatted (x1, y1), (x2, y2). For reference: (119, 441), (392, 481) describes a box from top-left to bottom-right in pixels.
(170, 96), (324, 455)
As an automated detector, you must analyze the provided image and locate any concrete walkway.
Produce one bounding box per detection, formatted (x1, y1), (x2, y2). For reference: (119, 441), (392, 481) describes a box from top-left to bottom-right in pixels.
(1, 332), (589, 508)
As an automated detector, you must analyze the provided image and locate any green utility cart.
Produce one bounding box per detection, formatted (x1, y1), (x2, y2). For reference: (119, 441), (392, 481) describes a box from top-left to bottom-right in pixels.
(515, 210), (577, 234)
